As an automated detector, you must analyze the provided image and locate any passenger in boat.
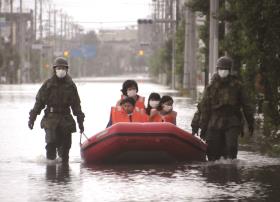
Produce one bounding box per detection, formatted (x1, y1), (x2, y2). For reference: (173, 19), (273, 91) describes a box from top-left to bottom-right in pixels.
(145, 92), (161, 116)
(116, 80), (145, 111)
(199, 56), (255, 161)
(107, 97), (148, 127)
(149, 95), (177, 125)
(28, 57), (85, 163)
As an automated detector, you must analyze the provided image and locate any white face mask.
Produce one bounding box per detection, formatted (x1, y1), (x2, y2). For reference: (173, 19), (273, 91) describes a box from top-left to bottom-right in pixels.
(149, 100), (159, 108)
(56, 69), (67, 78)
(218, 70), (229, 78)
(127, 89), (137, 97)
(163, 105), (173, 112)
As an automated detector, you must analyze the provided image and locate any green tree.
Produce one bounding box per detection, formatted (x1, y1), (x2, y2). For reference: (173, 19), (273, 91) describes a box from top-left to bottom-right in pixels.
(189, 0), (280, 149)
(219, 0), (280, 151)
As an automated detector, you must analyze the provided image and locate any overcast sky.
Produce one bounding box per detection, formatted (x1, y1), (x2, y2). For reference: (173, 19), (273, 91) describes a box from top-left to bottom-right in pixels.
(53, 0), (152, 31)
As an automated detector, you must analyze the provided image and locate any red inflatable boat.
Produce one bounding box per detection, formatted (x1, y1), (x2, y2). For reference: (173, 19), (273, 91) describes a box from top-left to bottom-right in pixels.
(80, 122), (207, 164)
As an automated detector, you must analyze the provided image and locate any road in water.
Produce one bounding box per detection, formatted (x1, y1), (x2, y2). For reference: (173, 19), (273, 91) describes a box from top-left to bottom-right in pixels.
(0, 75), (280, 202)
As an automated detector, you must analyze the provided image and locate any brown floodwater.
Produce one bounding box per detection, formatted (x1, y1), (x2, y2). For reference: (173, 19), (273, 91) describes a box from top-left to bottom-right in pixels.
(0, 75), (279, 202)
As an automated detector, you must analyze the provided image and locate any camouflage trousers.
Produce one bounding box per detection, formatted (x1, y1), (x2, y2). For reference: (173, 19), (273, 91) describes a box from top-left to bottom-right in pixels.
(206, 127), (240, 161)
(45, 126), (72, 162)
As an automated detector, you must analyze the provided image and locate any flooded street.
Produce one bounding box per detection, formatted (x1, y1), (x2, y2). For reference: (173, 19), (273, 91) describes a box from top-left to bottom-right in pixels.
(1, 75), (280, 202)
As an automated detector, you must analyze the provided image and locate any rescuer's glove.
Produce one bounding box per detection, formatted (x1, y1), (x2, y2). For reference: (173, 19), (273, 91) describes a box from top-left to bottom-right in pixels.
(200, 129), (207, 141)
(28, 119), (34, 130)
(192, 126), (199, 136)
(28, 110), (37, 130)
(79, 123), (84, 133)
(77, 116), (84, 133)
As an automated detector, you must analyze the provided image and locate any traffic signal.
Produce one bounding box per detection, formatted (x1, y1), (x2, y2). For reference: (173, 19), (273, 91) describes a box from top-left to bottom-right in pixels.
(63, 50), (69, 58)
(137, 19), (153, 24)
(138, 50), (144, 56)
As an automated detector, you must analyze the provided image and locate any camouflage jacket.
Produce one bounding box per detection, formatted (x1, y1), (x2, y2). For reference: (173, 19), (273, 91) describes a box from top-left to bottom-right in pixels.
(191, 73), (218, 131)
(199, 75), (254, 131)
(29, 74), (85, 132)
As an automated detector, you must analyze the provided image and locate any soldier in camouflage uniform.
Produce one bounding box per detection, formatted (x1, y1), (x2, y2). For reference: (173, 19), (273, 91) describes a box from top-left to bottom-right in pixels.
(28, 57), (85, 163)
(198, 56), (254, 161)
(191, 73), (220, 137)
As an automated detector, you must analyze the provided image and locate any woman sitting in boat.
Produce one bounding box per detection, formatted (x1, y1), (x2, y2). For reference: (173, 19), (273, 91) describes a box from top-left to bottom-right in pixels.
(149, 95), (177, 125)
(107, 97), (148, 127)
(116, 80), (145, 111)
(145, 92), (161, 117)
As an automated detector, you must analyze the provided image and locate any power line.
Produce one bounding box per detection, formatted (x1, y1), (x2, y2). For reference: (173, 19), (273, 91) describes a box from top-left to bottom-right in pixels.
(53, 1), (152, 8)
(75, 21), (137, 24)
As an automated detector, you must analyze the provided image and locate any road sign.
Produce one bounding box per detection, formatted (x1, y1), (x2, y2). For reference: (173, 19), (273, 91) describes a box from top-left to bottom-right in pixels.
(70, 48), (83, 57)
(70, 45), (96, 59)
(81, 45), (96, 58)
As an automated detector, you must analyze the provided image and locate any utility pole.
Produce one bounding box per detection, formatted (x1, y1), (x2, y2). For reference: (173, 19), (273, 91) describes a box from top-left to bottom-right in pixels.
(64, 14), (67, 46)
(39, 0), (43, 81)
(152, 0), (164, 48)
(10, 0), (13, 13)
(164, 0), (169, 36)
(0, 1), (1, 62)
(10, 0), (13, 45)
(67, 18), (71, 40)
(18, 0), (24, 83)
(208, 0), (219, 79)
(171, 0), (177, 89)
(34, 0), (37, 40)
(70, 21), (74, 39)
(151, 0), (177, 86)
(39, 0), (42, 40)
(60, 11), (63, 51)
(160, 0), (164, 35)
(224, 0), (229, 56)
(47, 3), (52, 70)
(183, 1), (197, 98)
(9, 0), (14, 50)
(48, 4), (51, 40)
(53, 8), (57, 51)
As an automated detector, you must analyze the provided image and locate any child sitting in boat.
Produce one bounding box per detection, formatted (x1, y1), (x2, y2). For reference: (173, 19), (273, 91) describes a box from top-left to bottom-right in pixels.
(107, 97), (148, 127)
(145, 92), (160, 116)
(149, 95), (177, 125)
(116, 80), (145, 111)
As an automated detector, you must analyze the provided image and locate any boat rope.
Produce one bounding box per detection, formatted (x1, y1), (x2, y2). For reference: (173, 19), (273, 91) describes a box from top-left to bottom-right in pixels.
(79, 132), (89, 146)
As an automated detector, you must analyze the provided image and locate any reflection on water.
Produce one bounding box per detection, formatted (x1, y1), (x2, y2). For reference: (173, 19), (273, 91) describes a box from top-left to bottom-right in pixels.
(42, 164), (76, 202)
(45, 163), (70, 183)
(78, 157), (280, 202)
(0, 77), (280, 201)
